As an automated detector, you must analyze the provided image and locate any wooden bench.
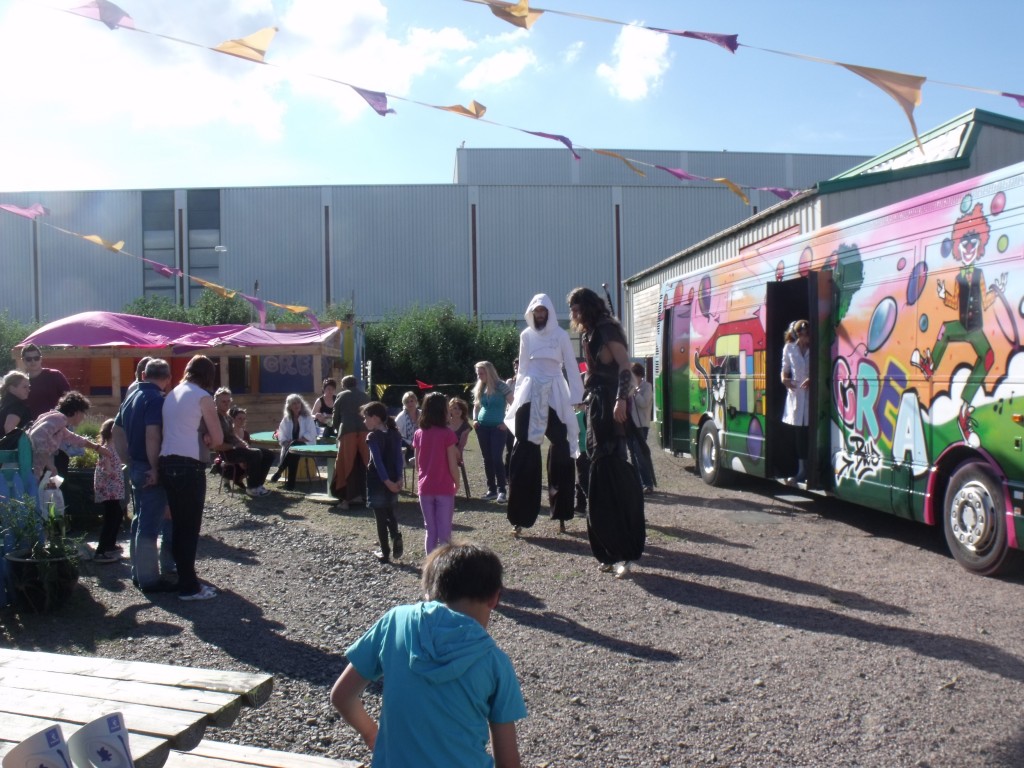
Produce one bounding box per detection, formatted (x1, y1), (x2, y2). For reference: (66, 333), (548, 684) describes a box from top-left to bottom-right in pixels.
(165, 739), (363, 768)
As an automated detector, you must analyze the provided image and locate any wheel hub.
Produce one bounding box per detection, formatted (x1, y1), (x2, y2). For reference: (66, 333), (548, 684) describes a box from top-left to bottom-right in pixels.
(949, 482), (994, 553)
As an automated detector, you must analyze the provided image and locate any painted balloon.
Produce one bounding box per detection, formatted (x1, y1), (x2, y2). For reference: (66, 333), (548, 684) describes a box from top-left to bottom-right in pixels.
(919, 314), (928, 332)
(992, 191), (1006, 215)
(688, 286), (695, 304)
(867, 297), (898, 352)
(897, 256), (906, 271)
(960, 194), (973, 213)
(747, 417), (764, 461)
(799, 247), (813, 276)
(906, 261), (929, 305)
(698, 275), (712, 318)
(941, 237), (953, 258)
(775, 261), (785, 281)
(998, 234), (1009, 253)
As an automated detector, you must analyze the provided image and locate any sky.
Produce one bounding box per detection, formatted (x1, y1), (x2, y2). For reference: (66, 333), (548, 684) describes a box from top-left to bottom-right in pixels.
(1, 0), (1023, 192)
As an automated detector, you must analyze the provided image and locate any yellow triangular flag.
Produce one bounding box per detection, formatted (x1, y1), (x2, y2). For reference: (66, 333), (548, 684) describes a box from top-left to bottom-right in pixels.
(215, 26), (278, 63)
(711, 177), (749, 205)
(191, 277), (237, 299)
(594, 150), (646, 177)
(436, 100), (487, 119)
(840, 63), (926, 150)
(487, 0), (543, 29)
(266, 300), (310, 314)
(83, 234), (124, 251)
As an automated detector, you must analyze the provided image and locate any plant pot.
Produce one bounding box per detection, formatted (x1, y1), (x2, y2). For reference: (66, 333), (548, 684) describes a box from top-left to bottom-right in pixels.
(61, 468), (102, 525)
(4, 549), (79, 613)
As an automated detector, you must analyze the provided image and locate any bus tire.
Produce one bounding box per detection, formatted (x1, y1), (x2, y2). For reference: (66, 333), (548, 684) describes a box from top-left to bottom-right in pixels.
(697, 421), (725, 487)
(943, 462), (1024, 577)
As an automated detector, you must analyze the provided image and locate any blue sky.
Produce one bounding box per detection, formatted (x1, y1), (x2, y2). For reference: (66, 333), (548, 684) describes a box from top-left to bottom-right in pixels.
(1, 0), (1022, 192)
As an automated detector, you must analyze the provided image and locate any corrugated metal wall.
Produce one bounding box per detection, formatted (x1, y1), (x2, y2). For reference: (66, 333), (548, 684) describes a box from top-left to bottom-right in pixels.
(222, 186), (324, 312)
(476, 186), (613, 319)
(331, 186), (471, 319)
(0, 193), (38, 322)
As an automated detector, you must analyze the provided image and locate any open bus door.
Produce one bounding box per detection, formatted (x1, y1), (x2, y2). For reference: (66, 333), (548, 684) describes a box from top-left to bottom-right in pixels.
(661, 300), (692, 454)
(765, 271), (832, 489)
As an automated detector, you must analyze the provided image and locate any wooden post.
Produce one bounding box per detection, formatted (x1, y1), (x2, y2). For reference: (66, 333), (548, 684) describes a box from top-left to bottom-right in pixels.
(219, 356), (230, 389)
(311, 354), (322, 389)
(111, 357), (122, 406)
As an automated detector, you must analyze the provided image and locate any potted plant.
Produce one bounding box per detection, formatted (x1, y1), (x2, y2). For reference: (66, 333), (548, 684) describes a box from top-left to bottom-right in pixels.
(64, 418), (102, 524)
(3, 500), (80, 613)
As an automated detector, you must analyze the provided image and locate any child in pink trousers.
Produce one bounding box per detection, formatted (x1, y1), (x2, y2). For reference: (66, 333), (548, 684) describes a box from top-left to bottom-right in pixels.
(412, 392), (460, 554)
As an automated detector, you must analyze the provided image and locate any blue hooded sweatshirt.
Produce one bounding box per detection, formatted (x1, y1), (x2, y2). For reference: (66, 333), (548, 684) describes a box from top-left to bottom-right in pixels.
(345, 601), (526, 768)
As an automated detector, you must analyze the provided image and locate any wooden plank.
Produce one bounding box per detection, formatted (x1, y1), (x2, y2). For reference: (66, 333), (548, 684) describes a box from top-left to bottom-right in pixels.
(0, 712), (170, 768)
(167, 740), (363, 768)
(0, 669), (242, 728)
(0, 650), (273, 707)
(0, 686), (207, 751)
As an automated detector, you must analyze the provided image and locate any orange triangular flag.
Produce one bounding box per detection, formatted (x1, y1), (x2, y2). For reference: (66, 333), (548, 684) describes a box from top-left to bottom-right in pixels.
(82, 234), (124, 251)
(266, 300), (310, 314)
(711, 177), (750, 205)
(840, 63), (926, 150)
(214, 26), (278, 63)
(487, 0), (543, 29)
(594, 150), (646, 177)
(191, 277), (237, 299)
(436, 100), (487, 119)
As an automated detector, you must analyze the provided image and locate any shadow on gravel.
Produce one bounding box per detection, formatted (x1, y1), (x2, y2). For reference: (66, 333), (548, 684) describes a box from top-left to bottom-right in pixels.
(201, 534), (260, 568)
(496, 601), (679, 662)
(646, 523), (752, 549)
(989, 725), (1024, 767)
(632, 571), (1024, 681)
(157, 587), (344, 686)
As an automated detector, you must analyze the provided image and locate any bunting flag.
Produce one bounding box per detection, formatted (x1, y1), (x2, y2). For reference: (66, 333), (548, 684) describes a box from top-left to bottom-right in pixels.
(191, 276), (237, 298)
(594, 150), (646, 176)
(241, 294), (267, 327)
(214, 26), (278, 64)
(416, 380), (434, 390)
(649, 28), (738, 53)
(69, 0), (134, 30)
(375, 384), (388, 400)
(710, 177), (749, 205)
(0, 203), (48, 219)
(756, 186), (800, 201)
(82, 234), (125, 251)
(304, 311), (320, 332)
(142, 257), (182, 278)
(486, 0), (544, 30)
(656, 165), (700, 182)
(435, 100), (487, 119)
(351, 86), (395, 117)
(840, 63), (926, 150)
(1005, 92), (1024, 108)
(523, 130), (580, 159)
(266, 299), (310, 314)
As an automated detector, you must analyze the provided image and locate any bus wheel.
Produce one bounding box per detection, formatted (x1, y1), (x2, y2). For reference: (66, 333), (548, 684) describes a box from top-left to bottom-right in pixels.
(697, 421), (724, 487)
(944, 462), (1024, 576)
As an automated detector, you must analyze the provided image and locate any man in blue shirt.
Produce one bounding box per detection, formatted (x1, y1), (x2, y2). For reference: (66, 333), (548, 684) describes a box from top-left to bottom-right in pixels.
(331, 542), (526, 768)
(113, 358), (175, 592)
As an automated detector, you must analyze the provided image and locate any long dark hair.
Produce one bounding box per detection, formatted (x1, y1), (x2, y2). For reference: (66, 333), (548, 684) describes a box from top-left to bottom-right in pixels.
(567, 286), (611, 334)
(361, 401), (396, 430)
(419, 391), (449, 429)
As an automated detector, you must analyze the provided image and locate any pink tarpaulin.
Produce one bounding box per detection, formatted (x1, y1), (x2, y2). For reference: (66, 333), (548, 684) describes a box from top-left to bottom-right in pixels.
(19, 311), (339, 353)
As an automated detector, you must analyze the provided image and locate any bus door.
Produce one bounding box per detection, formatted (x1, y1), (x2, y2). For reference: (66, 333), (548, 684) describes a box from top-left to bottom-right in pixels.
(661, 301), (692, 454)
(766, 272), (831, 489)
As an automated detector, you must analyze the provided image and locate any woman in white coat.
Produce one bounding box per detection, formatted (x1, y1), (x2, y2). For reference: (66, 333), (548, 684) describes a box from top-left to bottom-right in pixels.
(271, 394), (318, 490)
(781, 319), (811, 484)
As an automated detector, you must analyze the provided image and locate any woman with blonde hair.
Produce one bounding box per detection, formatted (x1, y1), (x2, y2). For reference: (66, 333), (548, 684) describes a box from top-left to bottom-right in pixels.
(271, 394), (318, 491)
(472, 361), (513, 502)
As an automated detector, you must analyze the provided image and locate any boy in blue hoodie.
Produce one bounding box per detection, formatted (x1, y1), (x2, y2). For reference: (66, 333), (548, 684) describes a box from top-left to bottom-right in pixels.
(331, 541), (526, 768)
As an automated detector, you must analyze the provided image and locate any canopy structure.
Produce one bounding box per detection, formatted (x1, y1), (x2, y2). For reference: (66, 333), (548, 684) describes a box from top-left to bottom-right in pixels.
(17, 311), (342, 358)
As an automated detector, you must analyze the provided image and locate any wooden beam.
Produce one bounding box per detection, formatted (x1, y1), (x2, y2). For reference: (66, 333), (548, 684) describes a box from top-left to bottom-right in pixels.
(111, 357), (122, 406)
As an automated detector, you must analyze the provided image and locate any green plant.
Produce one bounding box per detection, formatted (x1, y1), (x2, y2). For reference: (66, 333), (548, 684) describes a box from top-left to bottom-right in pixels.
(0, 493), (42, 551)
(0, 311), (39, 371)
(68, 449), (99, 470)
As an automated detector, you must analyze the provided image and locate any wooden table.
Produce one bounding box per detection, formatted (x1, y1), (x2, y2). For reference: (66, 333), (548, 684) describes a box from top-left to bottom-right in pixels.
(289, 444), (338, 504)
(0, 649), (272, 768)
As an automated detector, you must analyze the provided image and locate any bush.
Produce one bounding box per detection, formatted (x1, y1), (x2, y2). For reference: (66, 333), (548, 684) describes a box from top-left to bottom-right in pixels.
(0, 312), (39, 373)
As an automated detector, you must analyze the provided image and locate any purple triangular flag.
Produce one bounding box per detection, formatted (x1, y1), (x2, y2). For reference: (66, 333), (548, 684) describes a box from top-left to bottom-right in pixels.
(651, 28), (738, 54)
(241, 294), (267, 328)
(1002, 92), (1024, 108)
(142, 257), (181, 278)
(305, 311), (320, 333)
(758, 187), (798, 201)
(351, 86), (395, 117)
(524, 130), (580, 160)
(69, 0), (135, 30)
(0, 202), (48, 219)
(656, 165), (703, 182)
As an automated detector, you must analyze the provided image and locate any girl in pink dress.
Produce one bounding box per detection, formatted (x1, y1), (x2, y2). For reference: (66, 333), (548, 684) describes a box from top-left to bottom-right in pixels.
(93, 418), (126, 563)
(412, 392), (460, 554)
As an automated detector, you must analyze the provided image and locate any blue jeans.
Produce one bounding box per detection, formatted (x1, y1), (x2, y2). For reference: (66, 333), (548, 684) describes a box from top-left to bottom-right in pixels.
(160, 456), (208, 596)
(475, 424), (508, 494)
(129, 461), (174, 588)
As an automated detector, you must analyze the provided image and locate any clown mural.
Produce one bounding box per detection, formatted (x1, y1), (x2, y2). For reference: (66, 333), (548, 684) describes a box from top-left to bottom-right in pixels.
(911, 204), (1007, 448)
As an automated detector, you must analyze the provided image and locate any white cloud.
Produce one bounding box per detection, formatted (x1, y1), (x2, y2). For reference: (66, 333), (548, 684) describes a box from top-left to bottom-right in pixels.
(563, 41), (584, 65)
(596, 23), (670, 100)
(458, 47), (538, 91)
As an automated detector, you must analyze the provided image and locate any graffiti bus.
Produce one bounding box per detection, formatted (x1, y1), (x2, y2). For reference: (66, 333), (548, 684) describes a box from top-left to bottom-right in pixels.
(655, 159), (1024, 576)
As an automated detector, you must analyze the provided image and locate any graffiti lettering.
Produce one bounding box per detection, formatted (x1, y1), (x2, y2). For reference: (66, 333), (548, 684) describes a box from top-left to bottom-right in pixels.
(835, 433), (882, 484)
(877, 358), (910, 448)
(855, 359), (881, 438)
(892, 391), (929, 475)
(833, 356), (856, 427)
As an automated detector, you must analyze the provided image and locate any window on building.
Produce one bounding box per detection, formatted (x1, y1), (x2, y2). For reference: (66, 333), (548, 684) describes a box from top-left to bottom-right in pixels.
(142, 190), (175, 301)
(187, 189), (222, 304)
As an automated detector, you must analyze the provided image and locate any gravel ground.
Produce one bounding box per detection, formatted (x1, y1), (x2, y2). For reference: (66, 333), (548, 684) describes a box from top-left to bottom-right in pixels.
(4, 438), (1024, 768)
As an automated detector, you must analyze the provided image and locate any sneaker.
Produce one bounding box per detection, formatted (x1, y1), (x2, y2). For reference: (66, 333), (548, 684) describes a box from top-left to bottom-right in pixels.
(642, 486), (654, 495)
(392, 536), (404, 559)
(482, 491), (498, 501)
(246, 486), (270, 497)
(615, 562), (632, 579)
(512, 525), (522, 538)
(598, 563), (614, 573)
(496, 491), (507, 503)
(92, 550), (120, 564)
(374, 550), (390, 563)
(179, 584), (217, 601)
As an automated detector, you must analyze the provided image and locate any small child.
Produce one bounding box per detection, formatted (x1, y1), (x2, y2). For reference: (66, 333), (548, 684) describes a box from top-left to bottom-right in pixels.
(331, 541), (526, 768)
(93, 418), (125, 564)
(413, 392), (460, 554)
(361, 401), (404, 563)
(448, 397), (472, 464)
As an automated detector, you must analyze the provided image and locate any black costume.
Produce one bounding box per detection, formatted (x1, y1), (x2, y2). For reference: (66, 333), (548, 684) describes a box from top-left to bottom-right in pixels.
(583, 318), (645, 565)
